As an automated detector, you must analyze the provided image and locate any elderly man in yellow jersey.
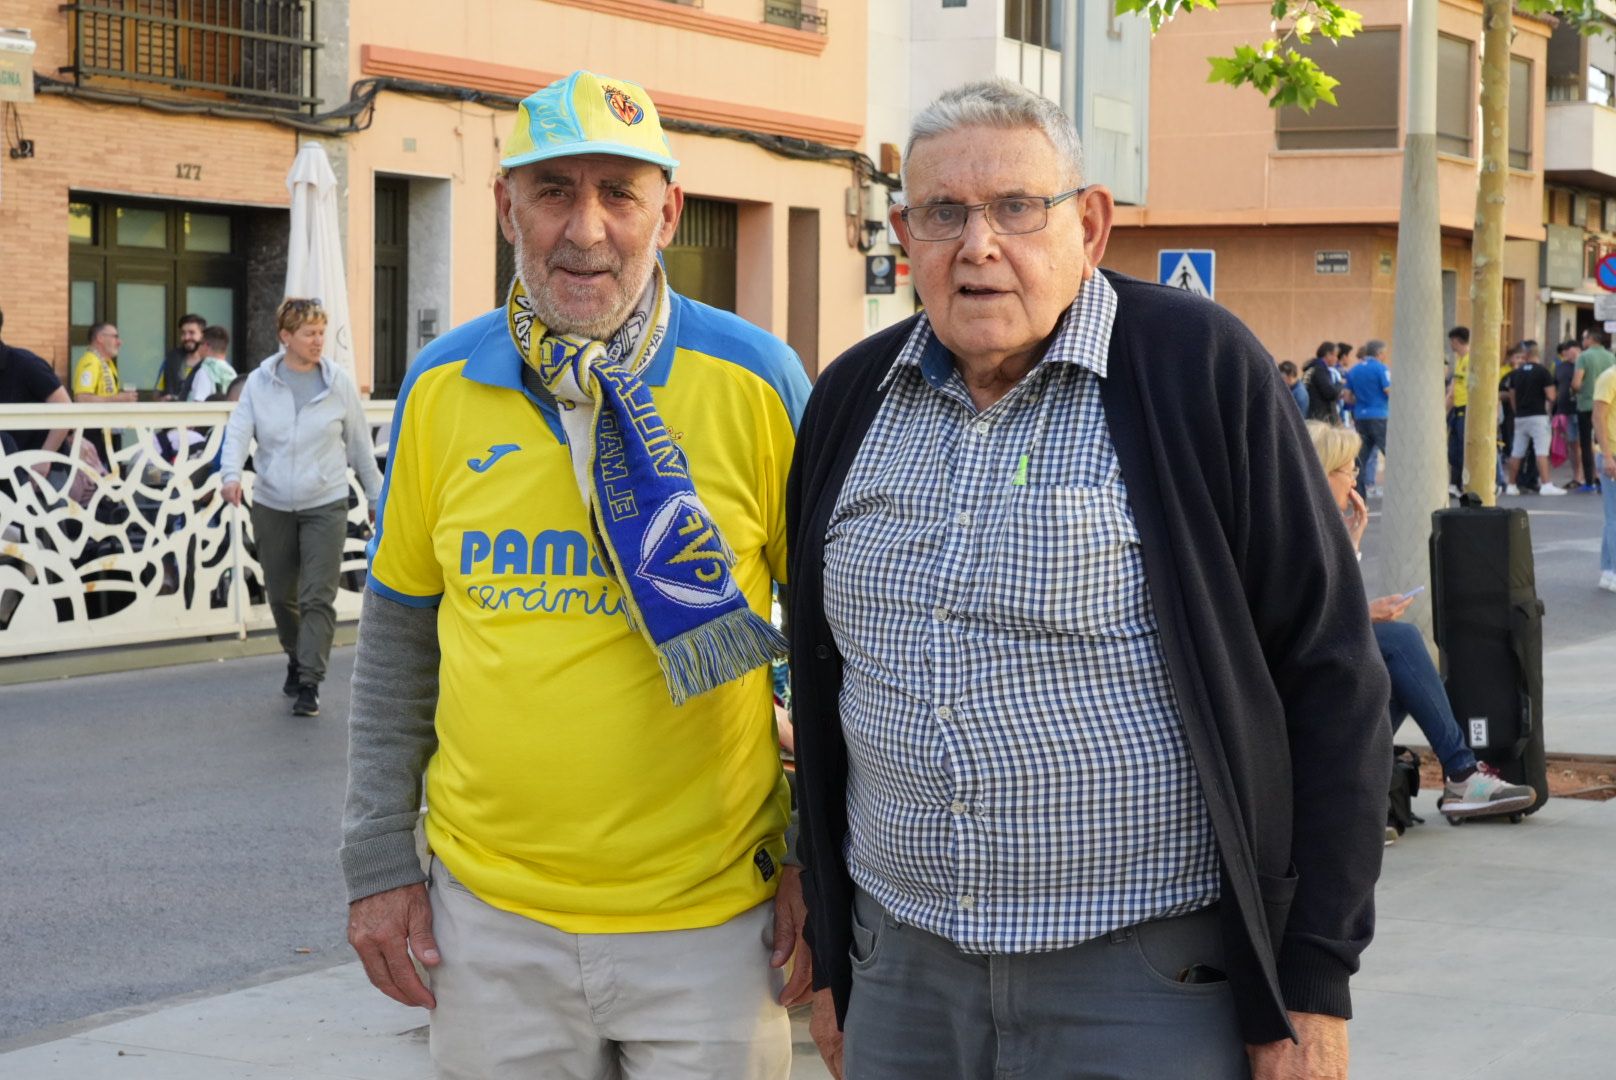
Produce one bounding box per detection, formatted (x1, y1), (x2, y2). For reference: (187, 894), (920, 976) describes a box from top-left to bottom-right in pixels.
(341, 70), (812, 1079)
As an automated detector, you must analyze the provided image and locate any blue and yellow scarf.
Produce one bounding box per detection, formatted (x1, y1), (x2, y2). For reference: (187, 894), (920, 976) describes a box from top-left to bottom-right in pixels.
(506, 270), (786, 705)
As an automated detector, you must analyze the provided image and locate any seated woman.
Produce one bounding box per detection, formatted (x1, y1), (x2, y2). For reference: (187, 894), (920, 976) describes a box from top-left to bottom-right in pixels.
(1304, 421), (1535, 820)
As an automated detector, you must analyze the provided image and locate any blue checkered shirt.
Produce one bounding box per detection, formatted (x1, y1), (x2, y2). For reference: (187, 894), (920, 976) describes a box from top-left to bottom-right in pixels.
(823, 273), (1222, 954)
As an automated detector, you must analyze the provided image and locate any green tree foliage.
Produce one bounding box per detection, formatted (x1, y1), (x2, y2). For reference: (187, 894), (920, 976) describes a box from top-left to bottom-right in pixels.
(1115, 0), (1608, 111)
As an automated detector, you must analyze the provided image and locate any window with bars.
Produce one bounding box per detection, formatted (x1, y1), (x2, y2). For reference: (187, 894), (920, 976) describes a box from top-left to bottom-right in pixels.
(1004, 0), (1059, 49)
(62, 0), (320, 112)
(763, 1), (828, 34)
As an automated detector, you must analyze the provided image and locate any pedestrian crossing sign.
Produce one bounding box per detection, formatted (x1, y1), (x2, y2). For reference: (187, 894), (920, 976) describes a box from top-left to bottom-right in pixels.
(1158, 250), (1215, 300)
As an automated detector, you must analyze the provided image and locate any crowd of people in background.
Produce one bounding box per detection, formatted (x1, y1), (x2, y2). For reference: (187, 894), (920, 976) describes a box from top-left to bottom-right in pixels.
(1277, 324), (1616, 595)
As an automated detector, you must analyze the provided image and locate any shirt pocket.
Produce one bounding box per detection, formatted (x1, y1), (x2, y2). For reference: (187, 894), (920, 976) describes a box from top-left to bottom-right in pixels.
(980, 484), (1156, 639)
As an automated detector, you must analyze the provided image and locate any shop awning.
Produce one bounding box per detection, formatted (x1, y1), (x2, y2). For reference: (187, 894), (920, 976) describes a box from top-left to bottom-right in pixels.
(1547, 289), (1600, 306)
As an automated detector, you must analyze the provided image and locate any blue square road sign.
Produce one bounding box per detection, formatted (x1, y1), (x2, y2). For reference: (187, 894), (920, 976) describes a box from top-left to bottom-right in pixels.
(1158, 250), (1215, 300)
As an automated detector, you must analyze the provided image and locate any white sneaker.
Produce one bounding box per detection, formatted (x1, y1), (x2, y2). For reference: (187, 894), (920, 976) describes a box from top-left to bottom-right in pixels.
(1442, 763), (1535, 818)
(1600, 572), (1616, 593)
(1505, 484), (1520, 496)
(1540, 482), (1568, 495)
(1448, 485), (1462, 497)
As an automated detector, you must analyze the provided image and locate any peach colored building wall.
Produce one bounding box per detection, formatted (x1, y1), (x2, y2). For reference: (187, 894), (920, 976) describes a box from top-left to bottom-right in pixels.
(0, 2), (294, 374)
(342, 0), (869, 385)
(1105, 0), (1549, 363)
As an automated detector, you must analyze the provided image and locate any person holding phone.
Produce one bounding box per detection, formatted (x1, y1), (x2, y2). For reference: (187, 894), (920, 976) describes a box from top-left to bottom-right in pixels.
(1307, 421), (1535, 820)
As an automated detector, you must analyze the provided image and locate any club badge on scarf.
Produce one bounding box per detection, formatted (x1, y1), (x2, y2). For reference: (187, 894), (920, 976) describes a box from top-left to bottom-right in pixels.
(512, 273), (786, 705)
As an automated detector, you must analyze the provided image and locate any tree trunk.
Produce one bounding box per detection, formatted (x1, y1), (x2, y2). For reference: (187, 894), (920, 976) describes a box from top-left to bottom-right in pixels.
(1383, 0), (1447, 640)
(1464, 0), (1512, 504)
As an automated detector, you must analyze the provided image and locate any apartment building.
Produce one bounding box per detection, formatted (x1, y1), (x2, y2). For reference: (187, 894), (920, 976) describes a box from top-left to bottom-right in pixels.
(1102, 0), (1551, 365)
(862, 0), (1153, 332)
(0, 1), (325, 383)
(0, 0), (868, 389)
(346, 0), (869, 388)
(1543, 14), (1616, 346)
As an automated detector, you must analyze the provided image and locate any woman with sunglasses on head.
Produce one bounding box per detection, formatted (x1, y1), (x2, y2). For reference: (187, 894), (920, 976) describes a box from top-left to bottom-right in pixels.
(221, 298), (383, 717)
(1304, 421), (1534, 825)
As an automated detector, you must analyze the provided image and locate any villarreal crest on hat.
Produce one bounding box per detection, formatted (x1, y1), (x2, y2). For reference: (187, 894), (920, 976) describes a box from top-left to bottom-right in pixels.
(501, 71), (679, 177)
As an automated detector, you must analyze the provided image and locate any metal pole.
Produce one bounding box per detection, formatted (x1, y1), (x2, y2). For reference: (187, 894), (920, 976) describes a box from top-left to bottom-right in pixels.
(230, 496), (248, 639)
(1061, 0), (1081, 133)
(1383, 0), (1447, 641)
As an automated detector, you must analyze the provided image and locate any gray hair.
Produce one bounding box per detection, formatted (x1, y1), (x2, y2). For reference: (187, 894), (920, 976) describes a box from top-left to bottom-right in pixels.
(1363, 339), (1386, 358)
(902, 80), (1085, 191)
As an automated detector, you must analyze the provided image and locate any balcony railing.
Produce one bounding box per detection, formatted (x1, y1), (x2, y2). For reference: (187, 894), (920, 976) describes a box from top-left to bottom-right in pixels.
(60, 1), (321, 112)
(763, 1), (828, 34)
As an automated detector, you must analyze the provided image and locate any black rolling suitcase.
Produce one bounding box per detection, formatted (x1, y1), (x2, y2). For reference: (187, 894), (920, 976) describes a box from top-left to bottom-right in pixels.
(1429, 499), (1549, 821)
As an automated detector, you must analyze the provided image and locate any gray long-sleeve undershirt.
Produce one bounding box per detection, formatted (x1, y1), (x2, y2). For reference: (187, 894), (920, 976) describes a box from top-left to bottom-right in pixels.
(340, 588), (440, 903)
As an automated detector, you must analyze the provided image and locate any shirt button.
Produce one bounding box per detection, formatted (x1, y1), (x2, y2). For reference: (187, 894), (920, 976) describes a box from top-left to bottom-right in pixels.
(932, 606), (949, 622)
(949, 800), (966, 815)
(954, 511), (972, 528)
(973, 420), (991, 435)
(813, 644), (832, 660)
(935, 705), (953, 721)
(960, 893), (976, 910)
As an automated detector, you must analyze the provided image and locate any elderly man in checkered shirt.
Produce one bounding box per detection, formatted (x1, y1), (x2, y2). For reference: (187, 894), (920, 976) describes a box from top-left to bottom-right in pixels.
(785, 80), (1391, 1080)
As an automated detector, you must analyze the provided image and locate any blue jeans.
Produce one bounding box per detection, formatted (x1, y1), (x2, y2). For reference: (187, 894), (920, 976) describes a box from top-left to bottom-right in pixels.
(1356, 417), (1389, 495)
(1375, 621), (1476, 780)
(1601, 454), (1616, 574)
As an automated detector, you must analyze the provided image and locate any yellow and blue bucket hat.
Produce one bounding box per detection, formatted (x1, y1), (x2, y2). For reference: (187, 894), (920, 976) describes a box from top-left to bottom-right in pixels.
(500, 71), (679, 177)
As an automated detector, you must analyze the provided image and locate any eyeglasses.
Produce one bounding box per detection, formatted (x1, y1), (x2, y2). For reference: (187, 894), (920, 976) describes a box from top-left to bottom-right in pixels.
(1332, 462), (1360, 478)
(898, 187), (1090, 242)
(283, 297), (323, 311)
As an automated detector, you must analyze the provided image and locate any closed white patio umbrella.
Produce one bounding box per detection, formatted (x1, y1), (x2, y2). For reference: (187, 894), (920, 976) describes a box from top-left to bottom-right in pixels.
(284, 142), (355, 379)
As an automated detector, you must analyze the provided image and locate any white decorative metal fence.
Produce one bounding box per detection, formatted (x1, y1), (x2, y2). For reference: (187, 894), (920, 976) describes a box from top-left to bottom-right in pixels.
(0, 402), (395, 660)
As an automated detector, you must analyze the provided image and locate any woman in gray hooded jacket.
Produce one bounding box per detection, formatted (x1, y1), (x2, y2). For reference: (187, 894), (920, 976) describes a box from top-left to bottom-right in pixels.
(221, 298), (383, 717)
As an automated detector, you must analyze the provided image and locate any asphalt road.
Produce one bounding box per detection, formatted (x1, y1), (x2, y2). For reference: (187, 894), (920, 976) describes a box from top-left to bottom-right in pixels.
(0, 650), (358, 1044)
(1359, 487), (1614, 651)
(0, 489), (1610, 1046)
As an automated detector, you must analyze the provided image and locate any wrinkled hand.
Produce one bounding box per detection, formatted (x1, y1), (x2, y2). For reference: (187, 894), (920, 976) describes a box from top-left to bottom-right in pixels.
(347, 882), (439, 1008)
(221, 480), (242, 506)
(1247, 1012), (1348, 1080)
(1368, 594), (1414, 623)
(809, 987), (845, 1079)
(1343, 488), (1369, 551)
(770, 866), (814, 1007)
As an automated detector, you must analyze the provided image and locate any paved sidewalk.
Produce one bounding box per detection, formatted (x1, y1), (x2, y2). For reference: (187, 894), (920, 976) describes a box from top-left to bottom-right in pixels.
(6, 794), (1612, 1079)
(1541, 629), (1616, 755)
(0, 964), (831, 1079)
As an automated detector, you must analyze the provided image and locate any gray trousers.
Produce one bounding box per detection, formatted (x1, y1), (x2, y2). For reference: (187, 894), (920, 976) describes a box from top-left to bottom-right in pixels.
(843, 889), (1250, 1080)
(250, 499), (348, 685)
(426, 859), (791, 1079)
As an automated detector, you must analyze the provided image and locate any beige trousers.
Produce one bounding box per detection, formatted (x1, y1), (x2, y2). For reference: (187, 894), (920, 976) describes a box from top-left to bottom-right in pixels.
(427, 859), (791, 1080)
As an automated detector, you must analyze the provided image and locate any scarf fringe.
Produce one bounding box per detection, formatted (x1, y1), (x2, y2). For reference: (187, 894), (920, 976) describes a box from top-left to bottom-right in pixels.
(656, 609), (788, 707)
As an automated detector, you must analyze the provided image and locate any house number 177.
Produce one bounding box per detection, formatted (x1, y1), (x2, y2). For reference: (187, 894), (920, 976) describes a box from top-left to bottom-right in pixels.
(176, 163), (202, 181)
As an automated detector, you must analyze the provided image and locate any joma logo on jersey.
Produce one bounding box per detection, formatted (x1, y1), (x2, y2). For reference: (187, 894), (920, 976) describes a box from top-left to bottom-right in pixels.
(460, 529), (608, 577)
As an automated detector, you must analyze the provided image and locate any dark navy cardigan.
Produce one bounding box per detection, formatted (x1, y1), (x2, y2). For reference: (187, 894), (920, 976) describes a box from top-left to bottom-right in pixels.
(785, 271), (1391, 1045)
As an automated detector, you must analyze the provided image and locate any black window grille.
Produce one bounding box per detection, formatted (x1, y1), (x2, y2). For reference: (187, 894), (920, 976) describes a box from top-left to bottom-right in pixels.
(61, 1), (321, 113)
